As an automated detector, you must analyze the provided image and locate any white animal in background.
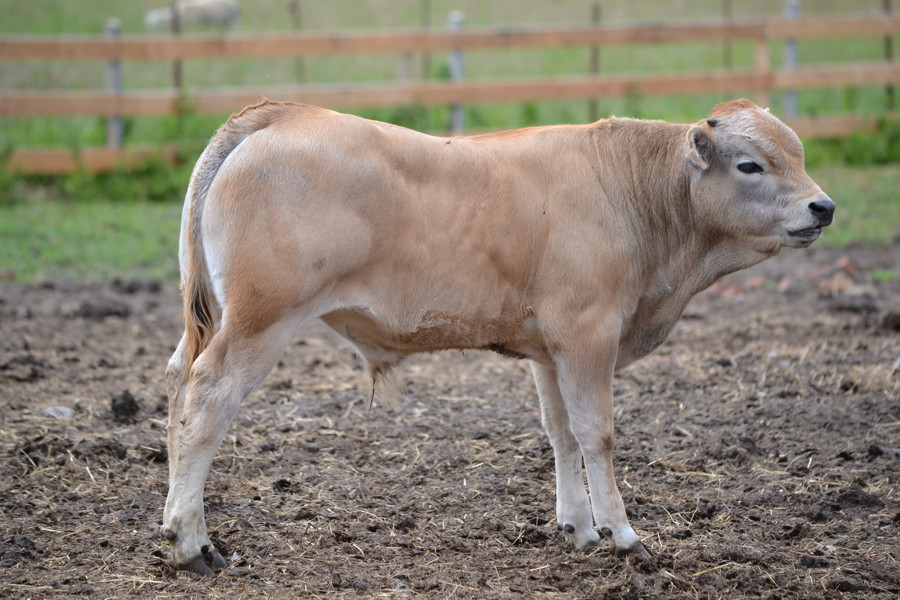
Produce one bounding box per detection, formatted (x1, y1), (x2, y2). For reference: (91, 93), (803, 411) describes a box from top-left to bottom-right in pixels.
(144, 0), (240, 32)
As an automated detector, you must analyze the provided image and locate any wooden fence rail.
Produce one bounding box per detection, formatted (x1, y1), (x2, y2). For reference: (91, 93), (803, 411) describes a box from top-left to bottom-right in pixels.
(4, 63), (898, 119)
(2, 14), (899, 174)
(2, 16), (897, 61)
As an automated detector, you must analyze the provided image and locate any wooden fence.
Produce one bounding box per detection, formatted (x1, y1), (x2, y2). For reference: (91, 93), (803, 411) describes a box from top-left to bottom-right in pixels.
(2, 13), (899, 174)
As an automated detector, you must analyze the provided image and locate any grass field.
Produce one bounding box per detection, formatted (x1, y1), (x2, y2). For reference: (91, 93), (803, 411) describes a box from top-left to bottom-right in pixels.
(0, 0), (898, 283)
(0, 199), (181, 283)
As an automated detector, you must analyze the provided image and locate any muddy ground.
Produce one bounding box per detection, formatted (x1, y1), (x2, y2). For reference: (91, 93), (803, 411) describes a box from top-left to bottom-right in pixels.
(1, 242), (898, 599)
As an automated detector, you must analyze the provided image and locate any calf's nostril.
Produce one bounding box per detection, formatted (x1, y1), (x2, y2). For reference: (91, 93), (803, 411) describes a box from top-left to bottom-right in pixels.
(808, 197), (835, 224)
(809, 201), (828, 215)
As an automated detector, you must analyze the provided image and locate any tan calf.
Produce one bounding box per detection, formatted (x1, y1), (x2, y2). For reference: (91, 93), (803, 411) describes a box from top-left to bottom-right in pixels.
(163, 98), (834, 574)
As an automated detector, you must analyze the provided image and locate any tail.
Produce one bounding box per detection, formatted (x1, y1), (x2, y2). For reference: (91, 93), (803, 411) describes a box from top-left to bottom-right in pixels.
(181, 99), (300, 368)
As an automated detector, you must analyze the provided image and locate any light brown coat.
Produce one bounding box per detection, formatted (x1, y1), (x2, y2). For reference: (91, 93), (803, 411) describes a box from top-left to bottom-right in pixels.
(162, 98), (834, 573)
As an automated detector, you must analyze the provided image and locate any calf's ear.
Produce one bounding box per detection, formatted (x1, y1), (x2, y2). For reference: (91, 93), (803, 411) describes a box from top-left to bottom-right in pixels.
(686, 126), (714, 171)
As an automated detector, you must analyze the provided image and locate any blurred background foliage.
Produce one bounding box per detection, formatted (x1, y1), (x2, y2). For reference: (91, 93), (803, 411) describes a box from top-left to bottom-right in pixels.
(0, 0), (897, 282)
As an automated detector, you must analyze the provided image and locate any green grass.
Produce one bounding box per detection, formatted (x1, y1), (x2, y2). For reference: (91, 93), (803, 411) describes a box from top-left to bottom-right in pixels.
(872, 268), (900, 283)
(0, 199), (181, 283)
(806, 162), (900, 248)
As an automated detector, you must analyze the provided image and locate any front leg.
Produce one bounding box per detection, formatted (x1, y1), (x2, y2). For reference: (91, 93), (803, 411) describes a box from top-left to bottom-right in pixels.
(550, 317), (648, 556)
(531, 361), (601, 548)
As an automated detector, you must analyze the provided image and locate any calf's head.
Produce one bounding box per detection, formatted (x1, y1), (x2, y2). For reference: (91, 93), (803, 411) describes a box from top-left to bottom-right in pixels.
(686, 99), (834, 256)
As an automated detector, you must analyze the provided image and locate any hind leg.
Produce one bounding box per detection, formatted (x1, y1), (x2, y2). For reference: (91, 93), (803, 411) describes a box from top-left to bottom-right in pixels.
(162, 320), (301, 574)
(165, 334), (189, 483)
(166, 302), (222, 483)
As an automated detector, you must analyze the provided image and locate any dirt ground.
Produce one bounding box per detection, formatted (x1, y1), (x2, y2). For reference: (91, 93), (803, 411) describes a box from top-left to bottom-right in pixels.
(1, 242), (898, 599)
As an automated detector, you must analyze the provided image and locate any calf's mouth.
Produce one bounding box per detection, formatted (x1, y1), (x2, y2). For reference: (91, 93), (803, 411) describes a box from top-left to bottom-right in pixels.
(789, 226), (823, 240)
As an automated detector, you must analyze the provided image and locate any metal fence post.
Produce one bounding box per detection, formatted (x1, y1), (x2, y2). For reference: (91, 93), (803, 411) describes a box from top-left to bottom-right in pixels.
(754, 35), (770, 109)
(419, 0), (432, 129)
(886, 0), (895, 109)
(588, 2), (601, 123)
(289, 0), (306, 84)
(104, 18), (123, 150)
(171, 1), (183, 96)
(421, 0), (432, 81)
(447, 10), (464, 134)
(783, 0), (798, 117)
(722, 0), (732, 71)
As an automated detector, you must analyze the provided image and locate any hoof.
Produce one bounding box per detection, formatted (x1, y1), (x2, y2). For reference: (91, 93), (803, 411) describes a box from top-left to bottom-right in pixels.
(178, 545), (227, 576)
(180, 555), (217, 577)
(598, 526), (650, 557)
(616, 540), (651, 558)
(557, 522), (601, 549)
(205, 545), (228, 570)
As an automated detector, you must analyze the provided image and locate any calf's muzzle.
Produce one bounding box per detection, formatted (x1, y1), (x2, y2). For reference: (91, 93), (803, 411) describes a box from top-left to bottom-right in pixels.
(809, 196), (835, 227)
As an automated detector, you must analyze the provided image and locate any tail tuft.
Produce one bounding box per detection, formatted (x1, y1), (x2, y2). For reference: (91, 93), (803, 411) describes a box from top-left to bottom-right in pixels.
(182, 272), (215, 369)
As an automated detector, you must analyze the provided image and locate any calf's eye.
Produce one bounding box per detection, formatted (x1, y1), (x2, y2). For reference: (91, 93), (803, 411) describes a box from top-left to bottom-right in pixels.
(737, 161), (764, 174)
